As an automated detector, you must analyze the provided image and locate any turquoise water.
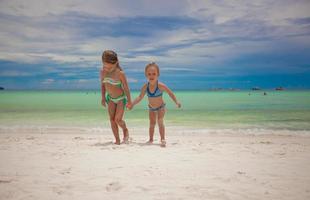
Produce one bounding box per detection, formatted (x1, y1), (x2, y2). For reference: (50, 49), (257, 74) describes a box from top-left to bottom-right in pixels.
(0, 90), (310, 130)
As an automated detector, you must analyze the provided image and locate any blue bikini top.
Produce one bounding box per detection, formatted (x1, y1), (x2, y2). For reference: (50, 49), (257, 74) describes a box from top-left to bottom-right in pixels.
(147, 81), (163, 98)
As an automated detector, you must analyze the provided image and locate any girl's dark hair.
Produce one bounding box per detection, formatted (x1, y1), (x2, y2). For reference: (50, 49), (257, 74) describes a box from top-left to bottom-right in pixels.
(102, 50), (122, 71)
(145, 62), (160, 76)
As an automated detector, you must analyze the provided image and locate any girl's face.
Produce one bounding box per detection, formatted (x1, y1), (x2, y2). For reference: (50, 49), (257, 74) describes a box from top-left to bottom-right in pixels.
(103, 62), (117, 72)
(145, 66), (158, 83)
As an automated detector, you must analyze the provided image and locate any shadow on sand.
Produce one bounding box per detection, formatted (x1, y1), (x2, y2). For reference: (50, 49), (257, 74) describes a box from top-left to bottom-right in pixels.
(90, 141), (162, 147)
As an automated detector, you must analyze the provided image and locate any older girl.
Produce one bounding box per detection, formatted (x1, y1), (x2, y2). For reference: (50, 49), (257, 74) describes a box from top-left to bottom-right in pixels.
(100, 50), (132, 145)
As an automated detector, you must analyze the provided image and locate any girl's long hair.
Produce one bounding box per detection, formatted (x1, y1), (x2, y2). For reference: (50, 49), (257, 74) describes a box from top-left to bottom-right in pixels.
(102, 50), (122, 71)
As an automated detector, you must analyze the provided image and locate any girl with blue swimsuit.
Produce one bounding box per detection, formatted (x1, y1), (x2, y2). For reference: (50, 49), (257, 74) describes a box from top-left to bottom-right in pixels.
(100, 50), (132, 145)
(129, 62), (181, 147)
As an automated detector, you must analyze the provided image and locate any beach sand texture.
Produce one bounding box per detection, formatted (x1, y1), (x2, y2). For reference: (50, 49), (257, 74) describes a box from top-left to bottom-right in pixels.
(1, 127), (310, 200)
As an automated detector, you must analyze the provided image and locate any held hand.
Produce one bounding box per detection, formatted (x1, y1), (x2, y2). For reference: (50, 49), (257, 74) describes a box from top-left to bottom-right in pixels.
(176, 101), (181, 108)
(126, 102), (133, 110)
(101, 99), (106, 107)
(126, 104), (132, 110)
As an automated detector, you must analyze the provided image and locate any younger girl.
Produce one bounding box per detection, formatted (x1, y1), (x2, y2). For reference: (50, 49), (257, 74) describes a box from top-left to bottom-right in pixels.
(129, 62), (181, 147)
(100, 50), (132, 145)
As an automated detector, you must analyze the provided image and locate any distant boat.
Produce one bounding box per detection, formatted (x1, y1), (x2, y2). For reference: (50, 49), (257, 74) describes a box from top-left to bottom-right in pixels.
(0, 87), (4, 90)
(229, 88), (240, 91)
(209, 88), (222, 91)
(275, 87), (284, 91)
(252, 87), (261, 90)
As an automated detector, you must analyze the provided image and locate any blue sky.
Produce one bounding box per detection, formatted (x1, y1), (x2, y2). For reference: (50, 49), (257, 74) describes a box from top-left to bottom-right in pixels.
(0, 0), (310, 90)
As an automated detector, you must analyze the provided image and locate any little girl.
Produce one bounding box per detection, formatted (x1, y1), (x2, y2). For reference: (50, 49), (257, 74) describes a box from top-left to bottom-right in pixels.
(128, 62), (181, 147)
(100, 50), (132, 145)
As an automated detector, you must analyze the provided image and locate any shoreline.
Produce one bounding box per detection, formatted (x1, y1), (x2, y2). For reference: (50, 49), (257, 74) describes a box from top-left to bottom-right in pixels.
(1, 125), (310, 136)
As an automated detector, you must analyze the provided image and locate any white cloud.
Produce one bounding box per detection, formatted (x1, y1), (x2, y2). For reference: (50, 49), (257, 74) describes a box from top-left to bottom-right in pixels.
(127, 77), (139, 83)
(187, 0), (310, 26)
(0, 0), (189, 17)
(0, 0), (309, 74)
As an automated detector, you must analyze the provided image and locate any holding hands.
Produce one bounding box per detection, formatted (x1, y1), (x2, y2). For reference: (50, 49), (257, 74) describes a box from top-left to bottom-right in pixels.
(126, 102), (133, 110)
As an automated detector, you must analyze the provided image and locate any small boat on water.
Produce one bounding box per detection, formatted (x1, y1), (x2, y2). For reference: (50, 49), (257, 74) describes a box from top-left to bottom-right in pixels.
(275, 87), (284, 91)
(252, 87), (261, 90)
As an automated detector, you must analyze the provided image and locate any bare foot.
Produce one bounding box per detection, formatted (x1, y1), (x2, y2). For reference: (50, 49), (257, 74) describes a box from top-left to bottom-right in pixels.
(122, 129), (129, 144)
(160, 140), (166, 148)
(145, 140), (153, 144)
(122, 137), (129, 144)
(114, 140), (121, 145)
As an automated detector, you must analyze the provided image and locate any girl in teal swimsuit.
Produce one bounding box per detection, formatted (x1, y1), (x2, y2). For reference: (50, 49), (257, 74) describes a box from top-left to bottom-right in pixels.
(129, 62), (181, 147)
(100, 50), (132, 145)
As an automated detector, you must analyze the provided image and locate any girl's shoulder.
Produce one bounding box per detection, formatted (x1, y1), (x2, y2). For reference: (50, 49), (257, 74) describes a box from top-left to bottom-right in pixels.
(142, 83), (148, 89)
(118, 69), (125, 76)
(118, 70), (128, 80)
(158, 81), (167, 89)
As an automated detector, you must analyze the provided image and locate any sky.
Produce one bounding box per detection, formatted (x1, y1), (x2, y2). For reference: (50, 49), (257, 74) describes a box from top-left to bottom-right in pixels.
(0, 0), (309, 90)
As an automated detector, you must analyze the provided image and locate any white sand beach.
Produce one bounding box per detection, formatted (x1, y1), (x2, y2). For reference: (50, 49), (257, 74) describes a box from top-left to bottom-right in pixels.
(0, 126), (310, 200)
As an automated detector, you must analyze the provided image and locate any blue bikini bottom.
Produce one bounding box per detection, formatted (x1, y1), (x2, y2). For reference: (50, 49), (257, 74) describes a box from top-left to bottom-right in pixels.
(148, 103), (166, 112)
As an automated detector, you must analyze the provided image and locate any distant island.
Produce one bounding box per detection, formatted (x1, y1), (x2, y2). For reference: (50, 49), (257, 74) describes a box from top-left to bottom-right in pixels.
(206, 87), (288, 91)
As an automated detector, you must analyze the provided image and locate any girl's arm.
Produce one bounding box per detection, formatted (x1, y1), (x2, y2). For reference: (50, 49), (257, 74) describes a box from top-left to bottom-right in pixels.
(131, 84), (147, 107)
(100, 69), (106, 107)
(159, 83), (181, 108)
(120, 71), (132, 104)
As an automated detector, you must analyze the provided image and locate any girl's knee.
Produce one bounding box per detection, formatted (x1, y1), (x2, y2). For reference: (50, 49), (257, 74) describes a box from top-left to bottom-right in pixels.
(114, 118), (123, 125)
(158, 119), (164, 127)
(158, 117), (164, 124)
(149, 120), (156, 128)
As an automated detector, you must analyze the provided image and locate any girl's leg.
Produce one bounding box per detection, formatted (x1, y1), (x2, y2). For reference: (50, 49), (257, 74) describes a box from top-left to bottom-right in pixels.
(157, 108), (166, 147)
(114, 101), (129, 142)
(108, 102), (120, 144)
(148, 111), (157, 143)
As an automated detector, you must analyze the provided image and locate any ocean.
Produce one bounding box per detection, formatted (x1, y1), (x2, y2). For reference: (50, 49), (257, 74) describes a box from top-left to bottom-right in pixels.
(1, 90), (310, 131)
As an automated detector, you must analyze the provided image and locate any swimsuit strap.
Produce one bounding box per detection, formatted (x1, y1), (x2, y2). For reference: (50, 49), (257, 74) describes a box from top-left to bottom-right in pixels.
(147, 81), (162, 97)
